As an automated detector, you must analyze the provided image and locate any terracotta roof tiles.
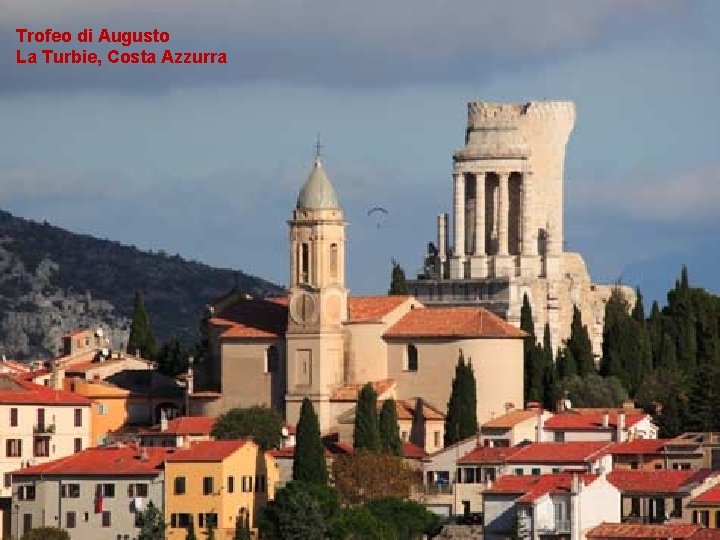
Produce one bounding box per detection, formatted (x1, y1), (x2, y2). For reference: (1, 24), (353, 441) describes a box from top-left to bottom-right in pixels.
(608, 469), (715, 494)
(586, 522), (716, 539)
(691, 484), (720, 506)
(164, 416), (216, 435)
(485, 473), (598, 503)
(0, 375), (91, 406)
(507, 441), (613, 464)
(544, 412), (648, 431)
(483, 409), (541, 429)
(609, 439), (669, 455)
(165, 440), (250, 462)
(347, 296), (413, 322)
(331, 379), (395, 401)
(13, 446), (172, 476)
(384, 306), (526, 339)
(458, 445), (521, 464)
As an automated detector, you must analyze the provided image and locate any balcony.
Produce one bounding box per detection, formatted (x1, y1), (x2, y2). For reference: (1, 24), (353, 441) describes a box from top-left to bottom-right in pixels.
(424, 483), (454, 496)
(538, 520), (571, 534)
(33, 424), (56, 435)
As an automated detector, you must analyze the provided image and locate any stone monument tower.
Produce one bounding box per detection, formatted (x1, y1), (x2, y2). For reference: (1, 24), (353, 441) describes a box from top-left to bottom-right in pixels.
(285, 155), (349, 432)
(409, 101), (631, 357)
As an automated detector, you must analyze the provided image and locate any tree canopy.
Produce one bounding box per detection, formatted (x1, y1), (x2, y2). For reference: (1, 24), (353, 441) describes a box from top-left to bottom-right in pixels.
(354, 383), (381, 452)
(211, 406), (283, 450)
(379, 398), (403, 456)
(127, 290), (158, 359)
(444, 350), (478, 445)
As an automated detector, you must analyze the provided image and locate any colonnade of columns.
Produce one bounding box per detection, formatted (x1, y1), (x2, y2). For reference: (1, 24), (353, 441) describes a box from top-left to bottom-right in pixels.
(449, 170), (538, 279)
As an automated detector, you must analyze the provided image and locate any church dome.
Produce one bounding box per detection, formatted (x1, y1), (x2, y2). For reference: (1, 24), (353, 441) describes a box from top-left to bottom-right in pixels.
(296, 157), (340, 210)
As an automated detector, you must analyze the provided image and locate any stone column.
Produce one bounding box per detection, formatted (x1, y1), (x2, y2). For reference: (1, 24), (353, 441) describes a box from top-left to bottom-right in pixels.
(497, 172), (509, 256)
(521, 172), (537, 256)
(474, 173), (485, 256)
(449, 172), (465, 279)
(453, 173), (465, 257)
(469, 172), (488, 278)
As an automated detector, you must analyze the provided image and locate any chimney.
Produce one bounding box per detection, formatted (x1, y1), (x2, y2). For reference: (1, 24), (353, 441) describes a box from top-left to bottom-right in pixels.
(50, 365), (65, 390)
(160, 409), (169, 432)
(602, 411), (609, 429)
(556, 398), (565, 413)
(185, 356), (195, 415)
(617, 411), (626, 442)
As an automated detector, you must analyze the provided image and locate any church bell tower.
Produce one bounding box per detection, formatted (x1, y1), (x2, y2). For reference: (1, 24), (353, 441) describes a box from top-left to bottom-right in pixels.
(285, 152), (348, 432)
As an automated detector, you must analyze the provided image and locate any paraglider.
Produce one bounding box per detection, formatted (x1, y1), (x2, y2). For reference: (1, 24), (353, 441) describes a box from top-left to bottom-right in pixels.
(367, 206), (389, 228)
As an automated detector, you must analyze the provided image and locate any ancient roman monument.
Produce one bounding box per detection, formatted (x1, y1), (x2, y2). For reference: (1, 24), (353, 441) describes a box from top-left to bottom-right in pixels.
(407, 101), (630, 355)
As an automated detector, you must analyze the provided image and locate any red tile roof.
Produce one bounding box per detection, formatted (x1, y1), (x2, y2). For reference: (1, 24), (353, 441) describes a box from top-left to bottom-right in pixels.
(0, 375), (91, 406)
(608, 469), (715, 494)
(485, 473), (598, 503)
(331, 379), (395, 401)
(609, 439), (669, 455)
(483, 409), (541, 429)
(402, 442), (427, 459)
(165, 440), (250, 462)
(458, 445), (521, 464)
(347, 296), (413, 322)
(164, 416), (216, 435)
(507, 442), (613, 464)
(691, 484), (720, 506)
(13, 446), (172, 476)
(395, 399), (444, 421)
(586, 522), (717, 540)
(544, 412), (648, 431)
(384, 306), (526, 339)
(210, 297), (289, 339)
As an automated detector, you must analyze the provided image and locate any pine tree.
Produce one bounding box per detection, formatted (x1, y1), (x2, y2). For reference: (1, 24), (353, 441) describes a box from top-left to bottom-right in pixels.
(379, 399), (403, 456)
(354, 383), (381, 452)
(137, 501), (166, 540)
(388, 259), (410, 295)
(127, 290), (158, 359)
(568, 304), (595, 376)
(293, 398), (327, 484)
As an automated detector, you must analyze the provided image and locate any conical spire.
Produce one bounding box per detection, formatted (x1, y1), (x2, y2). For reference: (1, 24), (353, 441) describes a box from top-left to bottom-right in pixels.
(295, 153), (340, 210)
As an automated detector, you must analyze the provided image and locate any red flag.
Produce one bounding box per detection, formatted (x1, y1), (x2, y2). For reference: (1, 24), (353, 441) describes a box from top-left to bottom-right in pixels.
(94, 487), (103, 513)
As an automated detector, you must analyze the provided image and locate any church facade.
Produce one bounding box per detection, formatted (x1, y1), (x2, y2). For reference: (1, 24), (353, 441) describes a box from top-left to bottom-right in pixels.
(191, 155), (525, 436)
(407, 101), (633, 356)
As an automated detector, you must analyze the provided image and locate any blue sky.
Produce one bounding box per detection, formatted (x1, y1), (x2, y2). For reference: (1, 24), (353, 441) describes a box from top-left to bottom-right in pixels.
(1, 1), (718, 306)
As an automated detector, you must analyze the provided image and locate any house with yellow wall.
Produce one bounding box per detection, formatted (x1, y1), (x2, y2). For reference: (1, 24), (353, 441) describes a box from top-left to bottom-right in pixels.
(64, 376), (130, 446)
(164, 440), (278, 539)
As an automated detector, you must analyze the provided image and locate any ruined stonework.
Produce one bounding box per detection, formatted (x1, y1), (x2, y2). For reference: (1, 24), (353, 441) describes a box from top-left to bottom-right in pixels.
(407, 101), (633, 356)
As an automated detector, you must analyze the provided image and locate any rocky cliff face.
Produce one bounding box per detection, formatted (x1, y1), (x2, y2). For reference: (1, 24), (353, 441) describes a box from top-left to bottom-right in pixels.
(0, 210), (284, 360)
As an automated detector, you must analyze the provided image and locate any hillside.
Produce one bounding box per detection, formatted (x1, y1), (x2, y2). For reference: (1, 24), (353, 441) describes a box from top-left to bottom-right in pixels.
(0, 210), (284, 360)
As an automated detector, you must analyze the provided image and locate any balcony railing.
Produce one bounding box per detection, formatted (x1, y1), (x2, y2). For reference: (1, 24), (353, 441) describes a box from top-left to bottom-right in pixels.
(538, 520), (571, 533)
(423, 484), (454, 495)
(33, 424), (56, 434)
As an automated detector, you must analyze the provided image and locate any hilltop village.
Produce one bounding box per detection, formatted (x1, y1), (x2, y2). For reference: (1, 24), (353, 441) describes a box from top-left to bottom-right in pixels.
(2, 101), (720, 540)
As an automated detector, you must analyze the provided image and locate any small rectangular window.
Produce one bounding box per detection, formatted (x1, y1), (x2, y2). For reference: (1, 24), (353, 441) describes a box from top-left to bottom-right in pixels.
(4, 474), (11, 488)
(10, 408), (18, 427)
(177, 514), (191, 528)
(74, 438), (82, 453)
(74, 408), (83, 427)
(102, 511), (111, 527)
(19, 485), (36, 501)
(23, 514), (32, 534)
(203, 476), (214, 495)
(434, 431), (441, 448)
(66, 511), (76, 529)
(514, 468), (524, 476)
(61, 484), (80, 498)
(174, 477), (186, 495)
(531, 468), (541, 476)
(6, 438), (22, 458)
(228, 476), (234, 494)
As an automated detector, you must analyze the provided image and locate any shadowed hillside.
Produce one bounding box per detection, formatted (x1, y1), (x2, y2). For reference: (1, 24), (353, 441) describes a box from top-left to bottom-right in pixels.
(0, 210), (284, 359)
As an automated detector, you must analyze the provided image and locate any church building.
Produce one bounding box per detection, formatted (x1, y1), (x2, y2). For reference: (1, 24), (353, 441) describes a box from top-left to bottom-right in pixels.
(191, 154), (525, 439)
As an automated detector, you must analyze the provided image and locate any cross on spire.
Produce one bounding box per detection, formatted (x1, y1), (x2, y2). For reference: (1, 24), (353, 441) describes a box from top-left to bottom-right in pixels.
(315, 133), (323, 159)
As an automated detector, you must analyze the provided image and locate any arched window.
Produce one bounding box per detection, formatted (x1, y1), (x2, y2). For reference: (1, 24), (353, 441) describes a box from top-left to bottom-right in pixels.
(330, 243), (338, 279)
(266, 346), (279, 373)
(406, 344), (418, 372)
(300, 243), (309, 283)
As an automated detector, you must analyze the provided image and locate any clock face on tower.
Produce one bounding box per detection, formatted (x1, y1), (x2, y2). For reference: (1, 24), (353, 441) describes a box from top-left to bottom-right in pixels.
(290, 292), (318, 325)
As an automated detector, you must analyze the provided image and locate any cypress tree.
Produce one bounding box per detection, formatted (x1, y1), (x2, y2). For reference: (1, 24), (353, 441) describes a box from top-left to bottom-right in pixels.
(293, 398), (327, 484)
(658, 331), (678, 370)
(388, 259), (410, 295)
(556, 347), (577, 381)
(379, 399), (403, 456)
(656, 396), (682, 438)
(648, 300), (664, 368)
(444, 351), (478, 444)
(458, 359), (479, 439)
(127, 290), (158, 359)
(354, 383), (381, 452)
(672, 266), (697, 369)
(540, 324), (557, 410)
(632, 289), (646, 322)
(568, 305), (594, 376)
(520, 293), (536, 402)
